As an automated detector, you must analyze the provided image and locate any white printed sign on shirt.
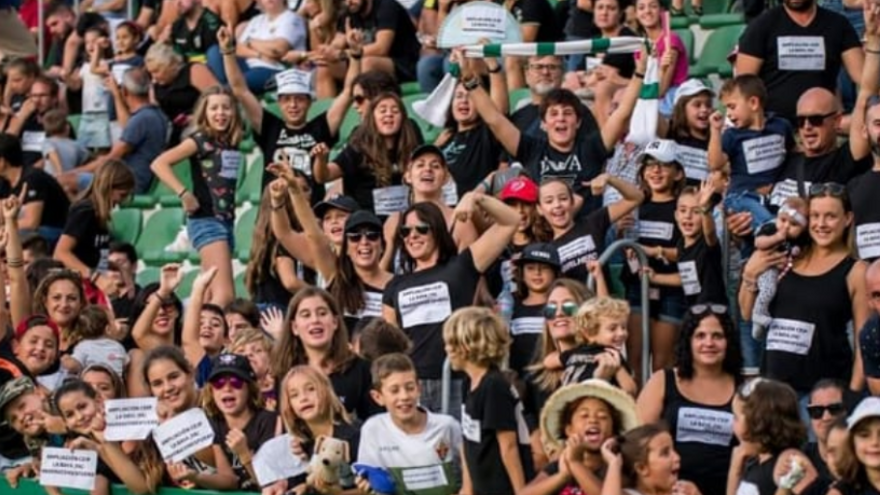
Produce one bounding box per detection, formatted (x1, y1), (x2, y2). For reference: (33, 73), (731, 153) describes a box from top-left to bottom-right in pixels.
(398, 282), (453, 328)
(676, 407), (734, 446)
(678, 260), (701, 296)
(742, 135), (786, 175)
(857, 223), (880, 260)
(777, 36), (826, 71)
(766, 318), (816, 355)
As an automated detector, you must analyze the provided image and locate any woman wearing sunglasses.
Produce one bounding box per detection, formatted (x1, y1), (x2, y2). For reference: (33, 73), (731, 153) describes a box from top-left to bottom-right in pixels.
(637, 303), (742, 495)
(802, 379), (849, 484)
(382, 193), (520, 418)
(269, 165), (392, 331)
(739, 183), (870, 400)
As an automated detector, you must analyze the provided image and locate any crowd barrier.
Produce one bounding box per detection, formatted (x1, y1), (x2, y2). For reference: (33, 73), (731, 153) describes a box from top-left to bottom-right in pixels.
(1, 477), (247, 495)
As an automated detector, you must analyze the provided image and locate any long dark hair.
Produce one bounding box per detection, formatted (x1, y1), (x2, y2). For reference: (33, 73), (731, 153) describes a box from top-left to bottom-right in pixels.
(329, 232), (385, 318)
(126, 284), (183, 347)
(394, 202), (458, 274)
(675, 307), (743, 382)
(246, 186), (303, 297)
(349, 92), (420, 187)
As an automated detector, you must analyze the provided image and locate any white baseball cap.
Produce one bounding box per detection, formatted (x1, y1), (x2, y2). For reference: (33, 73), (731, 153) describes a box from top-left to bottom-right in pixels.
(848, 397), (880, 430)
(673, 79), (715, 107)
(641, 139), (678, 164)
(275, 68), (314, 97)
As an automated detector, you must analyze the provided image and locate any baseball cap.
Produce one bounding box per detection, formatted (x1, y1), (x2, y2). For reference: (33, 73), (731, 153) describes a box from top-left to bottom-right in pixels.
(345, 210), (383, 233)
(848, 397), (880, 430)
(0, 377), (36, 420)
(515, 243), (561, 269)
(275, 68), (314, 97)
(673, 79), (715, 107)
(641, 139), (679, 164)
(207, 354), (256, 383)
(15, 315), (60, 343)
(410, 144), (447, 165)
(499, 176), (539, 204)
(314, 195), (360, 219)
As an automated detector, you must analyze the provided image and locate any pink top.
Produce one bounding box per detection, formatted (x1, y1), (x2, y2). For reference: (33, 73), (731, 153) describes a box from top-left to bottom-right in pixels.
(636, 33), (690, 86)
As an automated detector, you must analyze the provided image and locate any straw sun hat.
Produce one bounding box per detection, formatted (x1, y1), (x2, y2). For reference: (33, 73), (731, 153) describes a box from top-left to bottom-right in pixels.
(540, 379), (641, 454)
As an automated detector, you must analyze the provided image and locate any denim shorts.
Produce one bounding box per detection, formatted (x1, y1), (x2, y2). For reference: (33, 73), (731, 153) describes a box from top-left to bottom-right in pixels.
(626, 283), (686, 324)
(186, 217), (234, 251)
(77, 112), (111, 149)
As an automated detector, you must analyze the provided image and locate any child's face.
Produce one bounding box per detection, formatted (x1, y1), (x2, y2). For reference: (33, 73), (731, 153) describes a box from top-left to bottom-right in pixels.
(82, 370), (118, 401)
(523, 262), (555, 294)
(57, 390), (101, 435)
(674, 193), (702, 239)
(509, 200), (536, 233)
(13, 326), (58, 376)
(777, 208), (807, 239)
(240, 342), (270, 378)
(83, 31), (101, 56)
(541, 104), (580, 147)
(854, 418), (880, 470)
(591, 316), (628, 349)
(225, 313), (252, 342)
(685, 94), (713, 132)
(371, 371), (421, 423)
(825, 427), (848, 478)
(641, 161), (681, 194)
(292, 296), (338, 350)
(5, 68), (33, 96)
(563, 397), (616, 452)
(538, 181), (575, 230)
(4, 392), (46, 437)
(443, 341), (465, 371)
(732, 397), (747, 442)
(205, 94), (234, 133)
(640, 432), (681, 490)
(210, 374), (250, 416)
(147, 358), (194, 414)
(322, 209), (349, 246)
(722, 90), (757, 129)
(199, 311), (226, 353)
(286, 374), (323, 422)
(115, 27), (136, 53)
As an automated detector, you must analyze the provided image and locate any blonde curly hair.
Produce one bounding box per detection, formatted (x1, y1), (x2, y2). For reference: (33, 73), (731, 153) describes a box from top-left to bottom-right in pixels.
(576, 296), (630, 340)
(442, 307), (510, 368)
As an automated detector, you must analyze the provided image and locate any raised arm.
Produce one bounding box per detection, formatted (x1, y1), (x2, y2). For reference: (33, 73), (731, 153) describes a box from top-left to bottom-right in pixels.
(218, 26), (264, 134)
(456, 191), (520, 272)
(131, 264), (182, 351)
(707, 111), (727, 172)
(2, 191), (29, 327)
(600, 51), (648, 151)
(182, 267), (218, 369)
(851, 4), (880, 160)
(325, 29), (364, 135)
(267, 162), (330, 274)
(589, 174), (645, 223)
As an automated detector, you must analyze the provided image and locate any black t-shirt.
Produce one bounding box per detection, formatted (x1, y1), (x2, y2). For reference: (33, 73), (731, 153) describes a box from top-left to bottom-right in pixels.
(770, 145), (872, 208)
(516, 131), (609, 205)
(341, 0), (419, 72)
(622, 199), (681, 290)
(677, 235), (728, 307)
(738, 6), (861, 122)
(511, 0), (563, 42)
(0, 167), (70, 229)
(188, 131), (244, 222)
(601, 27), (637, 78)
(560, 343), (631, 386)
(330, 357), (383, 420)
(62, 200), (111, 270)
(0, 340), (30, 460)
(211, 409), (278, 491)
(334, 144), (404, 215)
(550, 207), (611, 283)
(171, 8), (221, 59)
(383, 250), (483, 379)
(564, 0), (596, 38)
(257, 111), (335, 206)
(440, 122), (502, 195)
(509, 302), (544, 376)
(672, 135), (710, 186)
(847, 169), (880, 261)
(461, 367), (534, 495)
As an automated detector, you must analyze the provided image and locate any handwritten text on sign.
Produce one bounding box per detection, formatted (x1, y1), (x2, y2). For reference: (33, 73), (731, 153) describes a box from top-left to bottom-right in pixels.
(153, 408), (215, 463)
(104, 397), (159, 441)
(40, 447), (98, 491)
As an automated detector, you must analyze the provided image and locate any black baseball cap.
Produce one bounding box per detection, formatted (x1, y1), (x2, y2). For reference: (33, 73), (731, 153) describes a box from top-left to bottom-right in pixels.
(515, 243), (561, 269)
(208, 354), (256, 383)
(345, 210), (383, 233)
(410, 144), (447, 164)
(314, 195), (360, 219)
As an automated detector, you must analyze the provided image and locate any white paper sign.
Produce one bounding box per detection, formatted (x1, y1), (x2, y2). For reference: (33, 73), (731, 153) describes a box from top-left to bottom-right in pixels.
(442, 181), (458, 206)
(21, 131), (46, 152)
(398, 282), (452, 328)
(460, 4), (507, 38)
(40, 447), (98, 491)
(766, 318), (816, 355)
(777, 36), (825, 71)
(220, 150), (243, 179)
(639, 221), (674, 241)
(678, 260), (701, 296)
(253, 434), (307, 486)
(112, 63), (132, 85)
(857, 223), (880, 260)
(510, 316), (545, 335)
(373, 186), (409, 216)
(153, 408), (215, 463)
(460, 407), (481, 442)
(743, 135), (786, 176)
(675, 407), (734, 446)
(770, 178), (808, 207)
(402, 465), (449, 491)
(676, 145), (710, 181)
(104, 397), (159, 441)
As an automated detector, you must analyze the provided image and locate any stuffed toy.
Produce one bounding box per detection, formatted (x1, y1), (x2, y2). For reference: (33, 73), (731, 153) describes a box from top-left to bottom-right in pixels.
(306, 436), (350, 489)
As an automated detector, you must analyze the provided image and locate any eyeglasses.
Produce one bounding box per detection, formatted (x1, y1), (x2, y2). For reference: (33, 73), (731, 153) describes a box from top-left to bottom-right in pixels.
(28, 93), (51, 98)
(346, 231), (381, 243)
(795, 112), (836, 128)
(210, 376), (245, 390)
(400, 224), (431, 238)
(806, 402), (846, 420)
(542, 301), (579, 320)
(690, 304), (728, 316)
(529, 63), (563, 72)
(353, 95), (367, 105)
(808, 182), (846, 198)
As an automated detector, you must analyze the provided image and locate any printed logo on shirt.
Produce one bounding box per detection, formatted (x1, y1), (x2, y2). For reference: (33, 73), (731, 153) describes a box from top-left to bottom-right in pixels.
(678, 260), (701, 296)
(638, 221), (674, 241)
(398, 282), (453, 328)
(460, 406), (481, 442)
(273, 145), (313, 177)
(857, 223), (880, 260)
(219, 150), (243, 180)
(22, 131), (46, 152)
(557, 235), (597, 274)
(742, 135), (786, 176)
(540, 153), (582, 182)
(675, 407), (734, 447)
(766, 318), (816, 355)
(510, 317), (545, 336)
(777, 36), (826, 71)
(736, 481), (761, 495)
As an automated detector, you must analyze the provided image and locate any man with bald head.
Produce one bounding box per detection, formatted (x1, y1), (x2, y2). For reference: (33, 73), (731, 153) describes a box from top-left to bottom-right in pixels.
(769, 85), (871, 206)
(858, 260), (880, 395)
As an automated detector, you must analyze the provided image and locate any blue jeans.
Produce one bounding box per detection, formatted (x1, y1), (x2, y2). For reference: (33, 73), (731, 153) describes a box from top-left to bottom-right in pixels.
(417, 53), (449, 94)
(206, 45), (280, 95)
(186, 217), (234, 251)
(724, 190), (775, 233)
(565, 35), (589, 72)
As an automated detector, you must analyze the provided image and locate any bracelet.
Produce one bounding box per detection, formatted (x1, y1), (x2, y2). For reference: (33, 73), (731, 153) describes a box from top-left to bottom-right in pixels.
(463, 77), (480, 91)
(487, 64), (502, 74)
(348, 50), (363, 60)
(177, 188), (188, 198)
(633, 71), (645, 79)
(89, 270), (100, 283)
(6, 258), (23, 268)
(221, 48), (235, 56)
(867, 47), (880, 55)
(271, 202), (285, 211)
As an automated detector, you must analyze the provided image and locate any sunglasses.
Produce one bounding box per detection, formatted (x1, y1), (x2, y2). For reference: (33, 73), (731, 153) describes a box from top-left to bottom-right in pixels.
(400, 224), (431, 238)
(808, 182), (846, 198)
(353, 95), (367, 105)
(806, 402), (846, 420)
(210, 376), (245, 390)
(346, 231), (381, 243)
(795, 112), (835, 128)
(542, 301), (579, 320)
(690, 304), (728, 316)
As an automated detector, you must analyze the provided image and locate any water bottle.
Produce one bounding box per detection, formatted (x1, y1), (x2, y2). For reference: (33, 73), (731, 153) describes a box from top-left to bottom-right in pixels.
(490, 163), (525, 195)
(496, 260), (516, 324)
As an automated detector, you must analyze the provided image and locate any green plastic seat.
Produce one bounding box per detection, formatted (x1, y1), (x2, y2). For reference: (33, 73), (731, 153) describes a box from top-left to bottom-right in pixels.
(67, 114), (82, 134)
(509, 87), (532, 113)
(136, 266), (161, 287)
(235, 271), (249, 298)
(338, 107), (362, 144)
(109, 208), (143, 245)
(404, 93), (442, 144)
(674, 28), (696, 64)
(135, 208), (187, 263)
(690, 24), (745, 78)
(401, 81), (422, 96)
(177, 269), (200, 299)
(699, 13), (745, 29)
(669, 16), (692, 29)
(234, 206), (260, 260)
(307, 97), (335, 120)
(236, 154), (266, 205)
(156, 161), (194, 207)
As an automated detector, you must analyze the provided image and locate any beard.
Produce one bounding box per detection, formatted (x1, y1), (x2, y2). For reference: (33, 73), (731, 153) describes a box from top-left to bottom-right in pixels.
(871, 134), (880, 157)
(532, 82), (557, 97)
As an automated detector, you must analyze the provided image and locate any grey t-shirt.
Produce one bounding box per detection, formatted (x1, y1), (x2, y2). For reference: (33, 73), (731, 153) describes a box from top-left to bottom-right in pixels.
(71, 338), (128, 376)
(121, 104), (169, 194)
(43, 137), (89, 175)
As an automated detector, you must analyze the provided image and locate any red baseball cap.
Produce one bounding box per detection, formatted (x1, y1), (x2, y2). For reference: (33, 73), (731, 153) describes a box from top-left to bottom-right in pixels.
(499, 176), (539, 204)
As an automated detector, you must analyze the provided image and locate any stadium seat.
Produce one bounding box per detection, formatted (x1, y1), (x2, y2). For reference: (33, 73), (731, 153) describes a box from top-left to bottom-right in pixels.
(235, 271), (249, 298)
(156, 162), (194, 207)
(110, 208), (142, 245)
(235, 155), (265, 205)
(670, 16), (692, 29)
(234, 206), (260, 260)
(307, 97), (335, 120)
(401, 81), (422, 96)
(338, 107), (361, 144)
(136, 266), (161, 287)
(674, 29), (696, 64)
(404, 93), (442, 144)
(689, 24), (745, 78)
(699, 13), (745, 29)
(178, 269), (199, 298)
(509, 87), (532, 113)
(135, 208), (187, 264)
